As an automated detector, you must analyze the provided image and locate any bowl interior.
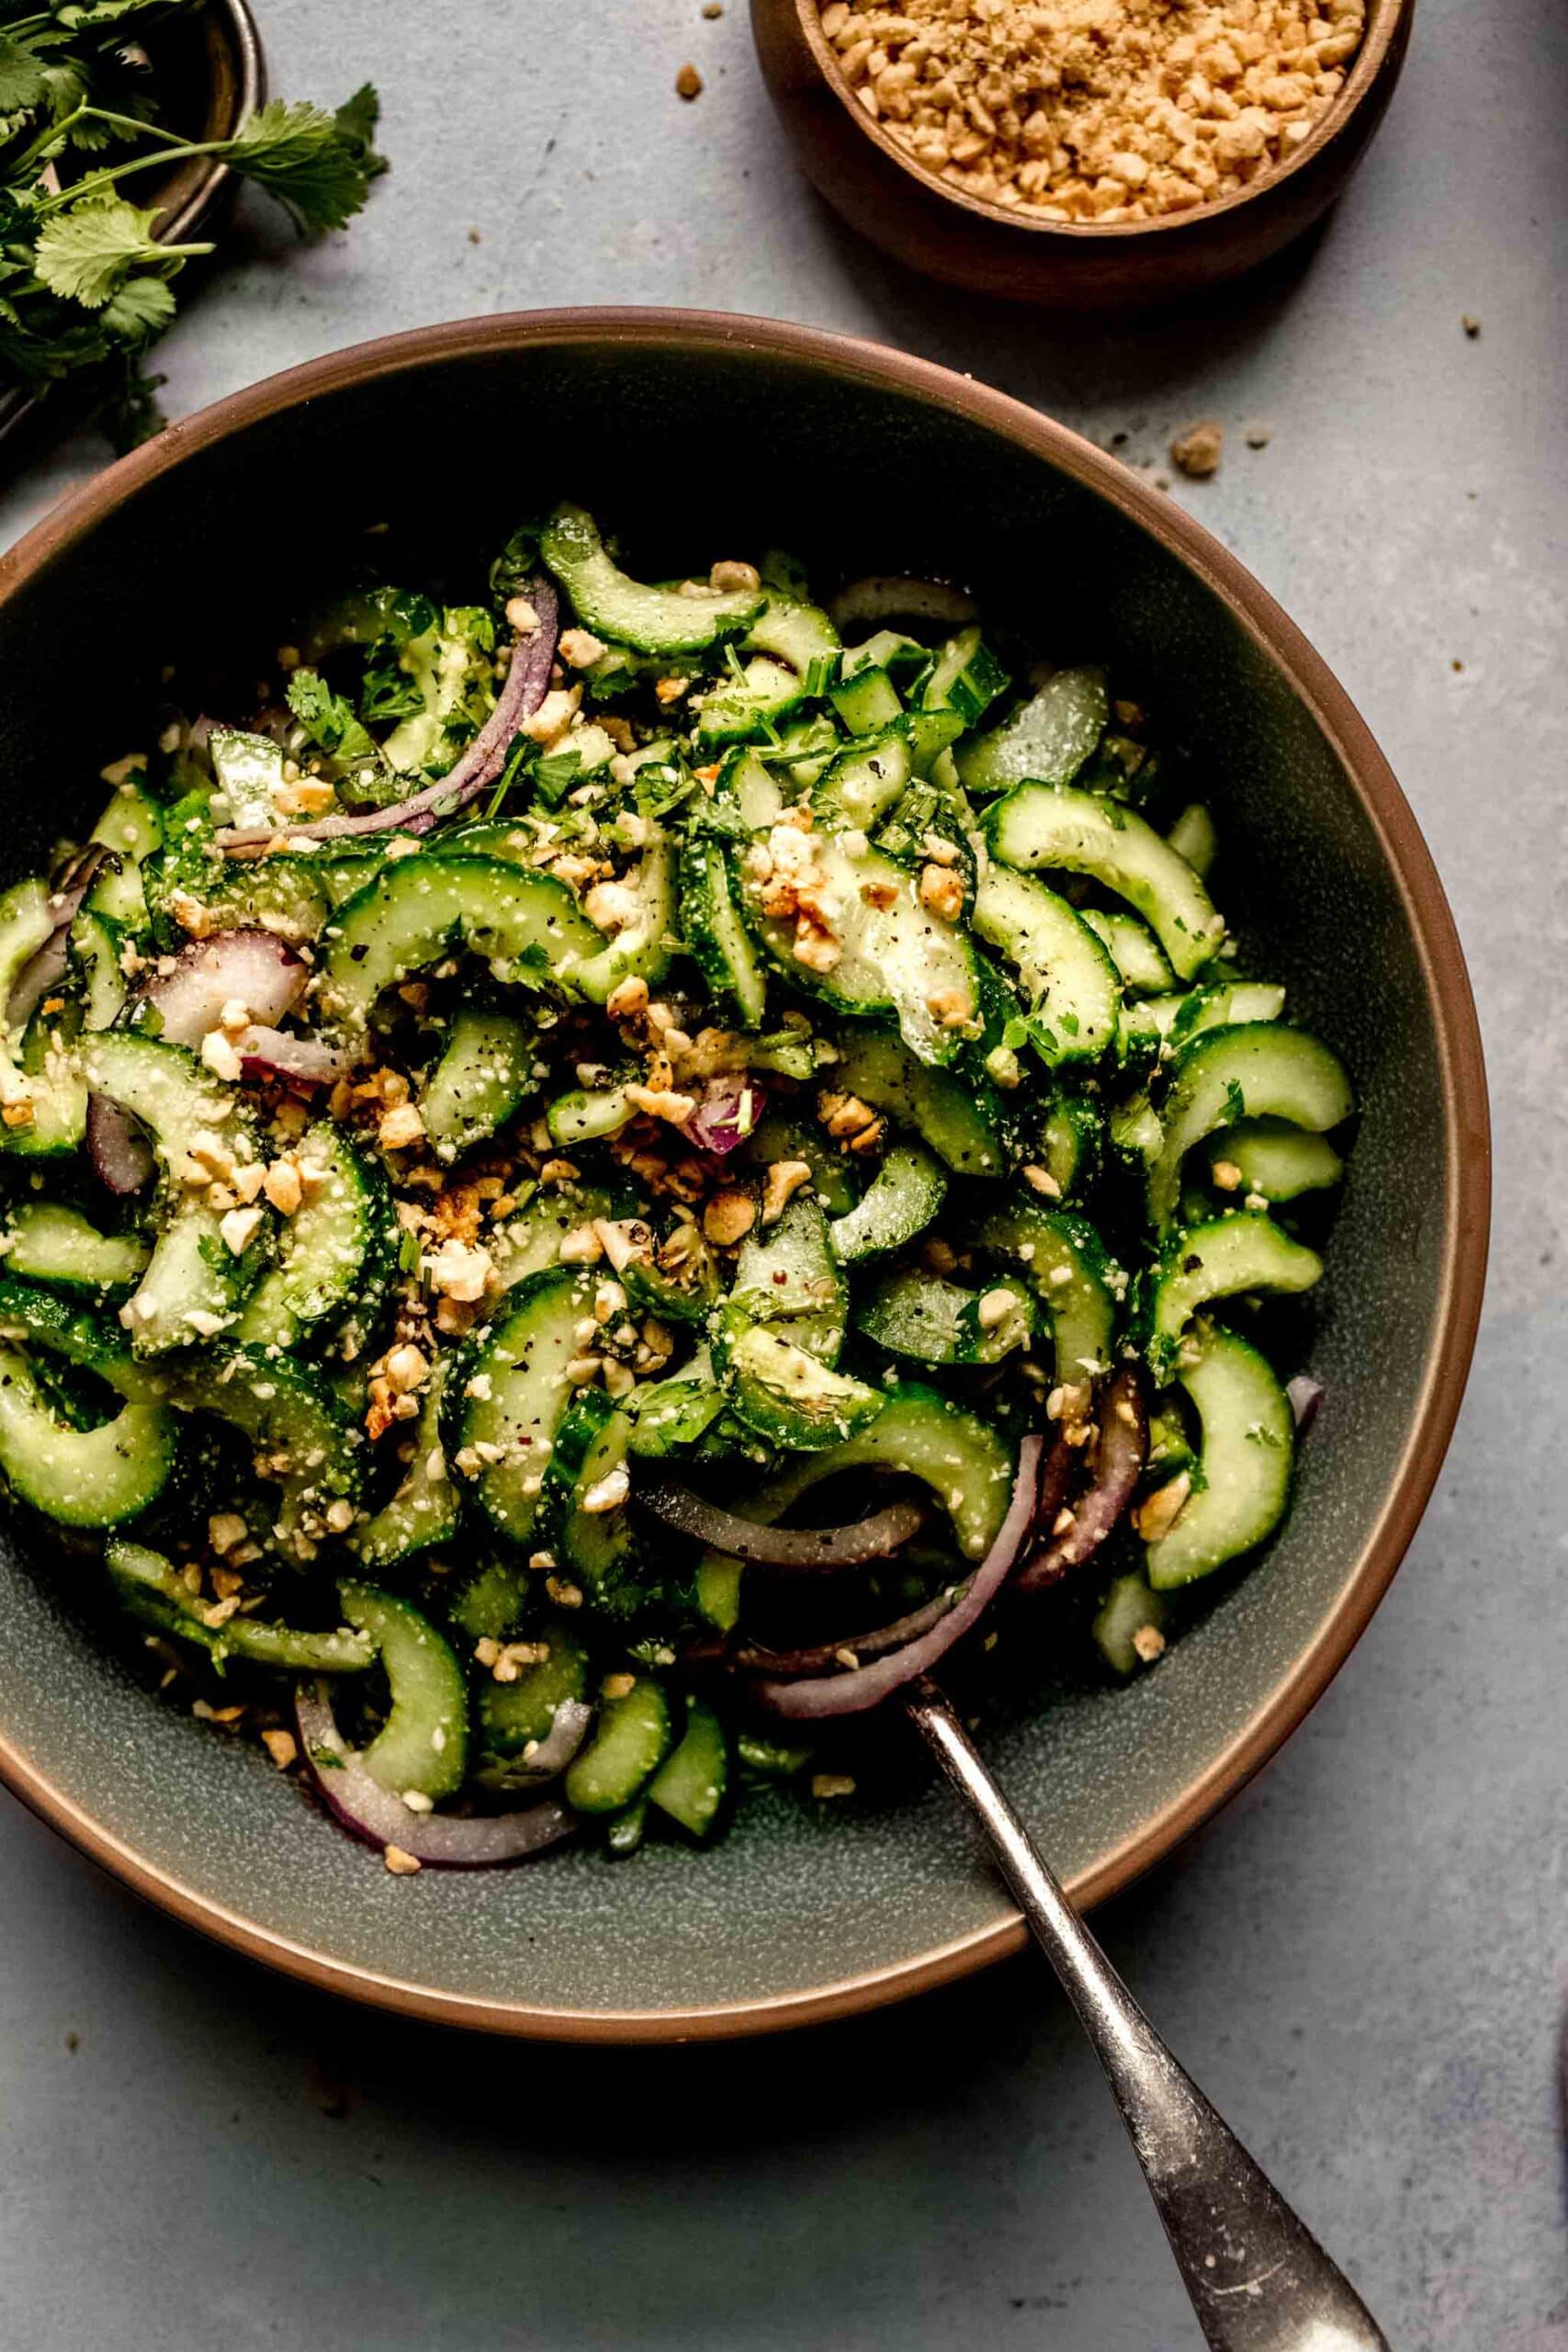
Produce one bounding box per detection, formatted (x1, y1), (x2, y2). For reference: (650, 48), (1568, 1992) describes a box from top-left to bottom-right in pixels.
(0, 320), (1477, 2036)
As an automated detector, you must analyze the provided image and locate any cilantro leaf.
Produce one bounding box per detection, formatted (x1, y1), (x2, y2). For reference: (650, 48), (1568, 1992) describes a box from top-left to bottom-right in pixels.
(100, 272), (175, 336)
(32, 195), (164, 307)
(286, 666), (379, 764)
(227, 94), (384, 235)
(0, 31), (49, 114)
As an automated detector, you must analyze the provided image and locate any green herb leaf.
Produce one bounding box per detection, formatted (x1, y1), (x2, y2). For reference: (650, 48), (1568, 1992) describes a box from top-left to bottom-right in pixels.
(227, 94), (384, 235)
(32, 195), (164, 308)
(287, 666), (379, 764)
(99, 272), (175, 336)
(0, 31), (49, 114)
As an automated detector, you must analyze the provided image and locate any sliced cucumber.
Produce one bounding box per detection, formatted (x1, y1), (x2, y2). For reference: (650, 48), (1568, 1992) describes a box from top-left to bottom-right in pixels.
(1167, 801), (1218, 878)
(574, 838), (675, 1005)
(1039, 1091), (1102, 1203)
(84, 1033), (269, 1354)
(475, 1622), (591, 1758)
(546, 1080), (636, 1149)
(1144, 1322), (1294, 1589)
(540, 506), (763, 655)
(0, 1340), (175, 1525)
(829, 1026), (1007, 1178)
(745, 832), (980, 1069)
(956, 665), (1107, 795)
(740, 1110), (857, 1216)
(813, 728), (913, 830)
(1201, 1119), (1345, 1204)
(14, 1003), (88, 1158)
(338, 1579), (468, 1799)
(420, 1005), (536, 1160)
(1082, 908), (1176, 995)
(1147, 1024), (1354, 1229)
(1168, 981), (1286, 1049)
(829, 666), (902, 736)
(625, 1350), (727, 1458)
(355, 1360), (459, 1572)
(922, 624), (1009, 723)
(107, 1540), (374, 1672)
(716, 1318), (884, 1452)
(446, 1555), (531, 1645)
(91, 775), (164, 865)
(563, 1676), (672, 1815)
(2, 1202), (148, 1294)
(456, 1269), (593, 1545)
(973, 866), (1122, 1064)
(235, 1123), (394, 1357)
(696, 657), (807, 746)
(0, 1273), (155, 1396)
(69, 910), (128, 1030)
(82, 850), (147, 933)
(490, 1183), (614, 1291)
(1092, 1570), (1171, 1676)
(856, 1268), (1038, 1365)
(743, 594), (840, 695)
(828, 1139), (947, 1262)
(744, 1382), (1013, 1560)
(955, 1200), (1116, 1384)
(541, 1387), (642, 1618)
(729, 1196), (845, 1362)
(1144, 1212), (1323, 1378)
(646, 1699), (728, 1838)
(0, 877), (70, 1137)
(171, 1345), (361, 1562)
(986, 785), (1225, 980)
(321, 853), (601, 1028)
(680, 829), (768, 1027)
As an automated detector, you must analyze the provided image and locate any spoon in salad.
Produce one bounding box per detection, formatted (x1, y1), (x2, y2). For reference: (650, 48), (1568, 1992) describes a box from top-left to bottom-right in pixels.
(902, 1676), (1389, 2352)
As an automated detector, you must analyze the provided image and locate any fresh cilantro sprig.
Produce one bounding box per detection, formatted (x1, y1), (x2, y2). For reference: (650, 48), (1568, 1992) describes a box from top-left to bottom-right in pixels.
(0, 4), (384, 447)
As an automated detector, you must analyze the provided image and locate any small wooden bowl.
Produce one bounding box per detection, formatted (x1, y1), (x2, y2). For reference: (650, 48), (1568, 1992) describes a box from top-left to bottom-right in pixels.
(751, 0), (1414, 309)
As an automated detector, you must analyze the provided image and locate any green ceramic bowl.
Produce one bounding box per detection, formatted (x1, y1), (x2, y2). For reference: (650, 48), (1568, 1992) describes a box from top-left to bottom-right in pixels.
(0, 311), (1487, 2041)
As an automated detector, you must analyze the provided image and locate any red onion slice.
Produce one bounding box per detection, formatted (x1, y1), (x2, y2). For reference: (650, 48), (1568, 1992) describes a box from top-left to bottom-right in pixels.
(733, 1583), (968, 1679)
(637, 1472), (924, 1569)
(218, 579), (559, 852)
(1013, 1368), (1145, 1595)
(138, 927), (305, 1046)
(6, 843), (108, 1028)
(294, 1687), (576, 1867)
(504, 1697), (592, 1782)
(86, 1092), (154, 1195)
(751, 1436), (1042, 1720)
(235, 1025), (355, 1091)
(1287, 1374), (1323, 1432)
(682, 1073), (766, 1159)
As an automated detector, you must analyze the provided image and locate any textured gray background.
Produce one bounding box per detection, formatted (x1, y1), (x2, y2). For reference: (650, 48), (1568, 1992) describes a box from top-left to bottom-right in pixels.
(0, 1), (1562, 2346)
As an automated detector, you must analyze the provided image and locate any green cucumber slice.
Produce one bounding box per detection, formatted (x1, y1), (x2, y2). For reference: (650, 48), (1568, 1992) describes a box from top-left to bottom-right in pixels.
(420, 1005), (537, 1160)
(955, 665), (1107, 795)
(235, 1123), (395, 1357)
(170, 1345), (362, 1562)
(564, 1676), (673, 1814)
(1144, 1212), (1323, 1378)
(985, 785), (1225, 979)
(1144, 1322), (1294, 1589)
(475, 1622), (592, 1758)
(321, 853), (600, 1028)
(730, 1196), (845, 1363)
(716, 1317), (884, 1451)
(855, 1268), (1038, 1365)
(828, 1139), (947, 1262)
(680, 829), (768, 1028)
(69, 911), (128, 1030)
(1167, 801), (1218, 878)
(490, 1183), (614, 1291)
(696, 657), (807, 745)
(354, 1360), (459, 1572)
(1083, 908), (1177, 995)
(2, 1202), (148, 1294)
(542, 1387), (642, 1618)
(955, 1200), (1117, 1385)
(456, 1269), (594, 1545)
(625, 1350), (727, 1458)
(0, 1341), (175, 1525)
(91, 776), (164, 865)
(1147, 1024), (1354, 1229)
(646, 1698), (728, 1838)
(829, 1027), (1007, 1178)
(541, 506), (764, 654)
(107, 1540), (374, 1672)
(1091, 1570), (1171, 1676)
(745, 594), (840, 695)
(574, 839), (675, 1005)
(973, 866), (1122, 1064)
(921, 624), (1010, 723)
(743, 1382), (1013, 1560)
(829, 667), (902, 736)
(1201, 1120), (1345, 1204)
(84, 1033), (269, 1354)
(813, 728), (913, 829)
(338, 1579), (469, 1799)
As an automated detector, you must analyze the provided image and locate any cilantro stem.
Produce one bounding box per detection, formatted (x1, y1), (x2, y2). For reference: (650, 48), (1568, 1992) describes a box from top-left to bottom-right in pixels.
(32, 125), (241, 220)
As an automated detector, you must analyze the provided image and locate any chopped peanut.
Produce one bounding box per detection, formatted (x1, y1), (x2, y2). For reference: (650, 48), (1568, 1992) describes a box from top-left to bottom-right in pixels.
(761, 1159), (813, 1226)
(704, 1187), (757, 1247)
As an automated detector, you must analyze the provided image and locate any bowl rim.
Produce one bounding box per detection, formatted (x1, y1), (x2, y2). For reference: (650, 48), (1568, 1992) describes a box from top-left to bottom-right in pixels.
(776, 0), (1412, 243)
(0, 306), (1489, 2042)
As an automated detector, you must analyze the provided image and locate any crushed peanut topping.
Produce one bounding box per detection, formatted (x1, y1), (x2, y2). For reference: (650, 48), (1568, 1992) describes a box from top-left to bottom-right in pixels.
(820, 0), (1364, 223)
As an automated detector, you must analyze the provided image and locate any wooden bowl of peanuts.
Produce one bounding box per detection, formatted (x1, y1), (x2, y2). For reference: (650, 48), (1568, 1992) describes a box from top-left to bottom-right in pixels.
(750, 0), (1414, 309)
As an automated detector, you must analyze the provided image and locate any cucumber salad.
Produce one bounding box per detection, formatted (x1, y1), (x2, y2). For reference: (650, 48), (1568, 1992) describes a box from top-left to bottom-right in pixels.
(0, 507), (1354, 1871)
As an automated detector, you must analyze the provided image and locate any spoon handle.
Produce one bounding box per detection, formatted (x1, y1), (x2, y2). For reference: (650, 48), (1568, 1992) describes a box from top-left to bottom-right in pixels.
(904, 1679), (1389, 2352)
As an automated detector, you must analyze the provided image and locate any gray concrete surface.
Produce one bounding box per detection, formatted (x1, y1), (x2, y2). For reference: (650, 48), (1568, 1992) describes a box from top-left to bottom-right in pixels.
(0, 2), (1563, 2345)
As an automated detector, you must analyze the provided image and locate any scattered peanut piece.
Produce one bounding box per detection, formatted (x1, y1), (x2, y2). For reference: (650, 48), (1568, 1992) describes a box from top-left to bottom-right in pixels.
(1170, 419), (1224, 480)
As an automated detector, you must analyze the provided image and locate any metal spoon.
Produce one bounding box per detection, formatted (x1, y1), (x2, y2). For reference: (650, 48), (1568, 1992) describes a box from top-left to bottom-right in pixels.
(904, 1677), (1389, 2352)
